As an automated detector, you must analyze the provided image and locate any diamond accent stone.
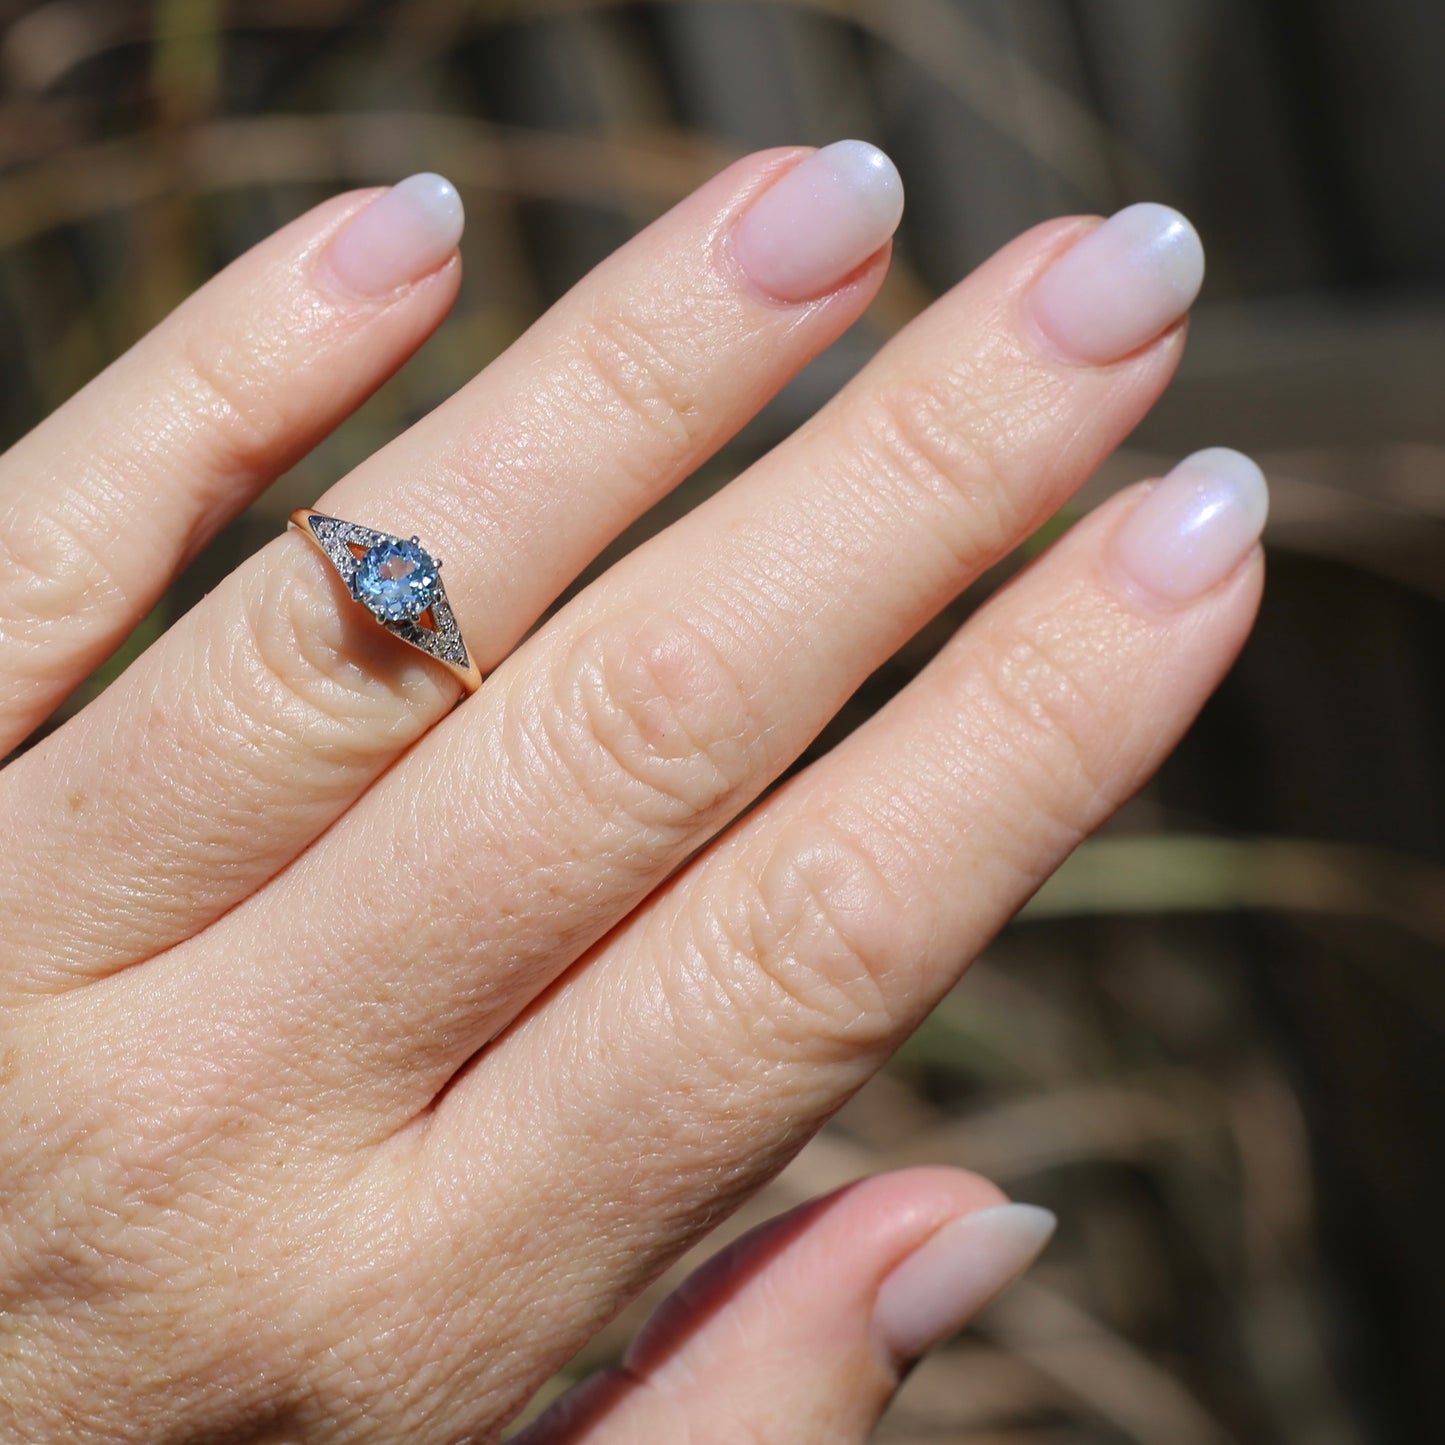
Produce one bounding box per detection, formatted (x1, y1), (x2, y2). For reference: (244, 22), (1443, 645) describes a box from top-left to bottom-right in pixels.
(299, 512), (472, 672)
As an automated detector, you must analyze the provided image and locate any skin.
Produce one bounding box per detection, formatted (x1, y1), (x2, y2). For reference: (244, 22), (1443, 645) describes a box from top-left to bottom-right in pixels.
(0, 149), (1262, 1441)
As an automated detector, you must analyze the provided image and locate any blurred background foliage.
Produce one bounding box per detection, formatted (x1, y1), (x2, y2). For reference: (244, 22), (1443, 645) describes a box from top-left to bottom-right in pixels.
(2, 1), (1442, 1441)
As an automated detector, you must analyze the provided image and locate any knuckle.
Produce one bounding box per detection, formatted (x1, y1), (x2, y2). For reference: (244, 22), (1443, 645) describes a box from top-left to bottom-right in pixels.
(694, 815), (914, 1057)
(0, 497), (126, 643)
(850, 359), (1066, 561)
(169, 323), (287, 487)
(857, 372), (1013, 537)
(225, 542), (447, 775)
(966, 604), (1118, 840)
(567, 306), (704, 476)
(544, 610), (761, 836)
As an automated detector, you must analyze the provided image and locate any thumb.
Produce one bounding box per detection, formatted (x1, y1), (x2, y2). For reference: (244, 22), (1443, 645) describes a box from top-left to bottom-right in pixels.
(514, 1167), (1056, 1444)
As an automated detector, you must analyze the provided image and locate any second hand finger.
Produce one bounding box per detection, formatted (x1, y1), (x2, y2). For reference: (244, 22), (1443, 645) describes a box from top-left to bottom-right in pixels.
(2, 144), (902, 986)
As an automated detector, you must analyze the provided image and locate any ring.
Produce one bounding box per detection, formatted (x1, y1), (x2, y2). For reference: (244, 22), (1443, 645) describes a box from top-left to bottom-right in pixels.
(288, 509), (483, 694)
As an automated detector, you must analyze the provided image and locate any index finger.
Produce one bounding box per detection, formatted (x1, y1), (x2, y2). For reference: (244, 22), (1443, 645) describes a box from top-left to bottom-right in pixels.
(0, 175), (464, 752)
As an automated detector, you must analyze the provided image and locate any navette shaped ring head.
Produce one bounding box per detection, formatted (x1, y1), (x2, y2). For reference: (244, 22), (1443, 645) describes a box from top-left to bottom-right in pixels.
(287, 509), (483, 694)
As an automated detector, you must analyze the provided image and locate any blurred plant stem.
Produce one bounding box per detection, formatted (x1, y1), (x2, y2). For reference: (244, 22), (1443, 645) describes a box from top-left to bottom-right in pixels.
(1029, 834), (1445, 957)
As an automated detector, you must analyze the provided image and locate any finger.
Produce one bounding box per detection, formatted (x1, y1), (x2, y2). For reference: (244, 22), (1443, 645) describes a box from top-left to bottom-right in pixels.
(0, 173), (464, 753)
(406, 452), (1265, 1421)
(515, 1170), (1053, 1445)
(205, 202), (1203, 1115)
(1, 144), (902, 983)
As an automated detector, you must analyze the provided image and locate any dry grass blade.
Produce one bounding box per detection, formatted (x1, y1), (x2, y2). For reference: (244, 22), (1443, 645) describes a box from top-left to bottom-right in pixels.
(889, 1079), (1229, 1185)
(880, 1342), (1074, 1440)
(545, 0), (1165, 203)
(981, 1280), (1244, 1445)
(1025, 835), (1445, 963)
(0, 114), (730, 246)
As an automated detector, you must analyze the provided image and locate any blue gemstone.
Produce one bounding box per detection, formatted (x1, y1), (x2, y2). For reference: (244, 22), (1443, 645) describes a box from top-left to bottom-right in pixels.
(351, 537), (441, 623)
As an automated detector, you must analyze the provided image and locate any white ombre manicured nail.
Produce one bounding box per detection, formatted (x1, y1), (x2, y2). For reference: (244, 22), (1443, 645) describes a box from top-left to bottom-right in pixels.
(872, 1204), (1057, 1364)
(1112, 448), (1269, 603)
(1030, 202), (1204, 363)
(325, 172), (465, 297)
(732, 140), (904, 302)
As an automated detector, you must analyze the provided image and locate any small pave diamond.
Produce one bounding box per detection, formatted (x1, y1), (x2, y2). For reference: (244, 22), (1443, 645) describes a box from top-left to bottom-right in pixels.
(351, 536), (441, 623)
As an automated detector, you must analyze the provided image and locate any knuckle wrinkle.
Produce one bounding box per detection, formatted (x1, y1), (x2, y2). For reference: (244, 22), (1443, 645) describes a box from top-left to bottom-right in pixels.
(570, 308), (702, 467)
(554, 611), (759, 834)
(701, 816), (910, 1055)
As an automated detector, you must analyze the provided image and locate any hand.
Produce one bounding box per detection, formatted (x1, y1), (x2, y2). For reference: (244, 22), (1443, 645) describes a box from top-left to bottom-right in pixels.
(0, 144), (1264, 1441)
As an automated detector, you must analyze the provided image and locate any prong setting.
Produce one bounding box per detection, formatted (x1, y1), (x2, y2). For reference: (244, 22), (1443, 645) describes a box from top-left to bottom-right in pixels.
(287, 509), (479, 691)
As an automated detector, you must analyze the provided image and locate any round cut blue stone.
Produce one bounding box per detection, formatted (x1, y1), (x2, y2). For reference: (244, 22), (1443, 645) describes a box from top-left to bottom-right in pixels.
(351, 537), (441, 623)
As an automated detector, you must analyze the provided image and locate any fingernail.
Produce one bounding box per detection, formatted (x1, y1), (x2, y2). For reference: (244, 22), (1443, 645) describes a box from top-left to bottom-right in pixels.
(1030, 202), (1204, 363)
(872, 1203), (1057, 1364)
(732, 140), (904, 303)
(325, 172), (465, 297)
(1111, 447), (1269, 603)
